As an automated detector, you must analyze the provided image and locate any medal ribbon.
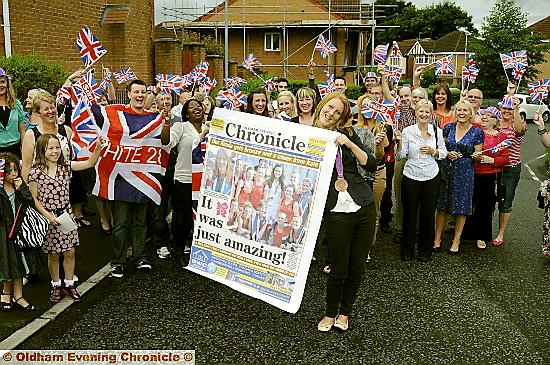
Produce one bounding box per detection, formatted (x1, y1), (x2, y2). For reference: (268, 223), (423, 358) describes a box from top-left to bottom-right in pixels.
(335, 146), (344, 179)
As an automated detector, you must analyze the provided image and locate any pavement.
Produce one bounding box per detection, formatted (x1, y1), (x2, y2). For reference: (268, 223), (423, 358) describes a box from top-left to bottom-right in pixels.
(2, 123), (550, 364)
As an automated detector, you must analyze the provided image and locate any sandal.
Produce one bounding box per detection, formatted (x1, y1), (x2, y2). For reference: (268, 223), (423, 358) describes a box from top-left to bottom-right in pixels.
(492, 239), (504, 246)
(1, 292), (11, 312)
(12, 297), (37, 311)
(476, 240), (487, 249)
(75, 217), (92, 227)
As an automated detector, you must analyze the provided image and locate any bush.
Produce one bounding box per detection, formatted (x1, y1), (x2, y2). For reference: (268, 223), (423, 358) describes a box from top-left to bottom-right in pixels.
(0, 53), (66, 100)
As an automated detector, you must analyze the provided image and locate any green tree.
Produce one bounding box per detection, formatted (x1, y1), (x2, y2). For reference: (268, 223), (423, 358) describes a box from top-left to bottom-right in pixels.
(0, 53), (66, 100)
(375, 0), (476, 44)
(470, 0), (550, 98)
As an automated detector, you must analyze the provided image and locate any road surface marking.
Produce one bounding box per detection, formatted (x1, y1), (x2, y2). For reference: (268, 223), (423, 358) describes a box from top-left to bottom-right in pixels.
(0, 263), (112, 350)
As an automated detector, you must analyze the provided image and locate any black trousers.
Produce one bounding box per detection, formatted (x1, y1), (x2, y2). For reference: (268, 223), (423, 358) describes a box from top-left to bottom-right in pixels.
(324, 204), (376, 317)
(380, 161), (395, 227)
(171, 181), (193, 253)
(463, 173), (496, 242)
(401, 174), (440, 259)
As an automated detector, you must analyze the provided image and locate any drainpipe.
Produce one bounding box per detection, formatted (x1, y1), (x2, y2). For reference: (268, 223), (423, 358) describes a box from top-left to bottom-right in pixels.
(2, 0), (11, 57)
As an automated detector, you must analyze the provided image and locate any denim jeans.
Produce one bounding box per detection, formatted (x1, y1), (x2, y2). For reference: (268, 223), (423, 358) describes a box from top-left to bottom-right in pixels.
(111, 201), (148, 267)
(498, 164), (521, 213)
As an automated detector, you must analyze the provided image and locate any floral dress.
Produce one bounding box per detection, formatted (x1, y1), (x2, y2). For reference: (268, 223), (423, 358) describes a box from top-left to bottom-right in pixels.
(437, 123), (484, 215)
(28, 163), (79, 253)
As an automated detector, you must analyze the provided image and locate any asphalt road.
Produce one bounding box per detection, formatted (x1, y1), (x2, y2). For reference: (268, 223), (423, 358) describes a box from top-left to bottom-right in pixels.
(1, 123), (549, 365)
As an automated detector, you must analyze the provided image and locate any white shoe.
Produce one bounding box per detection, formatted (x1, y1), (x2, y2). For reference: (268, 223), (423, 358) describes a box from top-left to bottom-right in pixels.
(183, 245), (191, 255)
(334, 315), (349, 331)
(157, 246), (171, 259)
(317, 317), (335, 332)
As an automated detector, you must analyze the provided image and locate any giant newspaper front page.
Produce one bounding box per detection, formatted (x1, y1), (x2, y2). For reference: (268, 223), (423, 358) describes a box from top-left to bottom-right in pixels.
(186, 108), (338, 313)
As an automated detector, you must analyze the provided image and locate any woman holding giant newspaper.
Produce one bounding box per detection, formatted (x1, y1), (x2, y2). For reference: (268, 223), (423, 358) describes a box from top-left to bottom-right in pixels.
(314, 92), (377, 332)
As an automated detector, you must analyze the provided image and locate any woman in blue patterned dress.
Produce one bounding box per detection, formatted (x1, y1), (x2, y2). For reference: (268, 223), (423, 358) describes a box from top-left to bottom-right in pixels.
(434, 100), (484, 254)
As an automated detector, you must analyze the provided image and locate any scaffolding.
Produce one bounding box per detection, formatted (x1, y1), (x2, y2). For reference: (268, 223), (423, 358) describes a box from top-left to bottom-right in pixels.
(158, 1), (398, 80)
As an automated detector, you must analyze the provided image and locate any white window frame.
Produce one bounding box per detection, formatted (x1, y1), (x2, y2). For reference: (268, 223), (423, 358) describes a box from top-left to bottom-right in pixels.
(264, 32), (281, 51)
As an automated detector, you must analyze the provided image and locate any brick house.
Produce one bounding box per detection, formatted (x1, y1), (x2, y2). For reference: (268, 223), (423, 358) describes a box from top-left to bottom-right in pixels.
(156, 0), (375, 84)
(528, 16), (550, 78)
(397, 31), (472, 85)
(0, 0), (155, 84)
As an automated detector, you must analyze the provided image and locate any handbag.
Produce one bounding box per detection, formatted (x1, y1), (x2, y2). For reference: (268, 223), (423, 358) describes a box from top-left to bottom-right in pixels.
(9, 204), (50, 249)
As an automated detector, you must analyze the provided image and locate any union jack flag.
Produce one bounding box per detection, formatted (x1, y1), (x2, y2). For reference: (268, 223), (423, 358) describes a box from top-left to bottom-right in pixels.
(462, 66), (470, 81)
(263, 77), (277, 93)
(155, 74), (183, 95)
(511, 65), (525, 81)
(113, 67), (138, 84)
(325, 71), (335, 87)
(361, 98), (398, 125)
(242, 54), (261, 71)
(468, 66), (479, 83)
(435, 55), (454, 75)
(89, 104), (168, 204)
(0, 159), (4, 188)
(191, 138), (207, 220)
(76, 26), (107, 68)
(198, 77), (218, 94)
(317, 82), (336, 99)
(528, 79), (550, 103)
(467, 55), (476, 69)
(99, 67), (112, 90)
(217, 87), (247, 110)
(390, 41), (402, 58)
(189, 61), (209, 83)
(487, 139), (512, 154)
(224, 77), (247, 88)
(314, 35), (337, 59)
(70, 96), (99, 160)
(373, 44), (389, 64)
(56, 86), (73, 106)
(73, 69), (103, 105)
(384, 65), (402, 84)
(500, 50), (528, 70)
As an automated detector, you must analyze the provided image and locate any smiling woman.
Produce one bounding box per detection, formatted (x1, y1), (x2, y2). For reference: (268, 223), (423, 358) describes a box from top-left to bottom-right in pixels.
(313, 92), (377, 333)
(0, 68), (25, 158)
(161, 97), (209, 261)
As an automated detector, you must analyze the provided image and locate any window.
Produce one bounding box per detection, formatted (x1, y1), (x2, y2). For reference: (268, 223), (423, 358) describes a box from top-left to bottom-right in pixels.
(390, 56), (401, 67)
(265, 33), (281, 51)
(415, 54), (429, 64)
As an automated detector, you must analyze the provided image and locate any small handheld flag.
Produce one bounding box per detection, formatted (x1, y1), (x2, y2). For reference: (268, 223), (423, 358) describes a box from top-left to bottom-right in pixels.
(242, 54), (261, 71)
(76, 26), (107, 68)
(113, 67), (137, 84)
(361, 98), (398, 125)
(528, 79), (550, 103)
(314, 35), (337, 59)
(435, 55), (454, 75)
(373, 44), (389, 64)
(384, 65), (402, 84)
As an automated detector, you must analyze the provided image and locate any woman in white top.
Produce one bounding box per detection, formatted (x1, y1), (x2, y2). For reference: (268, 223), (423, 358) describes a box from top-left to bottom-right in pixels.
(161, 98), (208, 257)
(394, 99), (447, 262)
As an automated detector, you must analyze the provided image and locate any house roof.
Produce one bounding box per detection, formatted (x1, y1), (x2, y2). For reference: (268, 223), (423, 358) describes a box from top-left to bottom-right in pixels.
(432, 31), (467, 53)
(402, 39), (436, 55)
(528, 16), (550, 37)
(399, 31), (470, 56)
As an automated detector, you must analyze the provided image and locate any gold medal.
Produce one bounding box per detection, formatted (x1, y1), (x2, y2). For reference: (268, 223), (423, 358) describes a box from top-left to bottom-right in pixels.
(334, 178), (348, 192)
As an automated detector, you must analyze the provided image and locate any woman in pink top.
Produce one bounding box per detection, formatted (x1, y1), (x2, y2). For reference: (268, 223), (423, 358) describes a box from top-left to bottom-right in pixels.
(432, 84), (452, 128)
(463, 107), (509, 249)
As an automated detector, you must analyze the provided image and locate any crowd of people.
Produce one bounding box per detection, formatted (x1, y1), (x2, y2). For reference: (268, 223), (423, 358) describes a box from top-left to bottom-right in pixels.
(0, 56), (537, 333)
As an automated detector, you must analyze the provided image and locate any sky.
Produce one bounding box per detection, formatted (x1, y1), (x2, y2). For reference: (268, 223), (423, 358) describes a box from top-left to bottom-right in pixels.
(154, 0), (548, 29)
